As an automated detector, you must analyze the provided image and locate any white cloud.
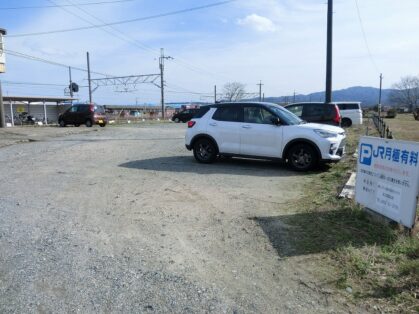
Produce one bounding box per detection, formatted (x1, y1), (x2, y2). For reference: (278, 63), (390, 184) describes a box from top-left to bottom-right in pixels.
(237, 14), (277, 32)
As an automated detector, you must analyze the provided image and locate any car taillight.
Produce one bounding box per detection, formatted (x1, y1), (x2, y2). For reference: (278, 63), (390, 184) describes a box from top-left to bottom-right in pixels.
(89, 105), (94, 112)
(333, 105), (341, 124)
(187, 121), (196, 128)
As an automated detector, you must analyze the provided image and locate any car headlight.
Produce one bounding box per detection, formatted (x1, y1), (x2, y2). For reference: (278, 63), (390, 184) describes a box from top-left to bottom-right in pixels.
(314, 129), (338, 138)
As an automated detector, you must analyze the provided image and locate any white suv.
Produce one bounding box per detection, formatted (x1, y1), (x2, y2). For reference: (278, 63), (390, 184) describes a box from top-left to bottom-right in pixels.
(185, 102), (346, 171)
(333, 102), (363, 127)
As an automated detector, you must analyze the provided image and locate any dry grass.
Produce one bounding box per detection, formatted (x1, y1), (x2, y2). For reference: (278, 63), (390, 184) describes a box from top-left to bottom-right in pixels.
(384, 113), (419, 142)
(285, 124), (419, 312)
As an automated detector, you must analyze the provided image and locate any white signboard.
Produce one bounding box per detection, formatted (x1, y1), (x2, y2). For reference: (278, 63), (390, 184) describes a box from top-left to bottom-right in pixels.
(355, 136), (419, 228)
(0, 33), (5, 73)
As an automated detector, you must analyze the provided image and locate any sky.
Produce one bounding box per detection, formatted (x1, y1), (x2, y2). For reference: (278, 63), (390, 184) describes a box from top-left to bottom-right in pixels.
(0, 0), (419, 105)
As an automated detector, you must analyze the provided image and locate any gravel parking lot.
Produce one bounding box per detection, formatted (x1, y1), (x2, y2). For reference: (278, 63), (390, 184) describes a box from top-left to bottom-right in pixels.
(0, 124), (351, 313)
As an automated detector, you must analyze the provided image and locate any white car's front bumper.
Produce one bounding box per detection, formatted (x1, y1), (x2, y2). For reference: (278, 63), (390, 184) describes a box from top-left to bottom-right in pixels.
(319, 134), (346, 161)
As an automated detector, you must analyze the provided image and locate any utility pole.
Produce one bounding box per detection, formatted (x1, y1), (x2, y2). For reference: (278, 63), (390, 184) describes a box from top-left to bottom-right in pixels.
(0, 81), (4, 128)
(68, 66), (73, 98)
(86, 52), (92, 104)
(262, 93), (265, 101)
(0, 28), (7, 128)
(159, 48), (173, 120)
(325, 0), (333, 103)
(257, 80), (263, 102)
(378, 73), (383, 117)
(293, 90), (296, 103)
(214, 85), (217, 103)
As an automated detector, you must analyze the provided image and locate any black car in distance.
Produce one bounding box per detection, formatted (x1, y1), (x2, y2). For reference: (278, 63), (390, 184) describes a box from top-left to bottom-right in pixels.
(284, 102), (342, 126)
(171, 108), (200, 123)
(59, 103), (108, 127)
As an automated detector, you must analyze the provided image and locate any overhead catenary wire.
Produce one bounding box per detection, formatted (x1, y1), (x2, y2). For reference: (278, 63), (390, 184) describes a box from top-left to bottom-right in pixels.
(0, 0), (136, 10)
(7, 1), (236, 38)
(353, 0), (380, 74)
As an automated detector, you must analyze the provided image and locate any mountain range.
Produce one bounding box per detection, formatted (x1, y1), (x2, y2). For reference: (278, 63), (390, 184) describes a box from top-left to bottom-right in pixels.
(263, 86), (395, 107)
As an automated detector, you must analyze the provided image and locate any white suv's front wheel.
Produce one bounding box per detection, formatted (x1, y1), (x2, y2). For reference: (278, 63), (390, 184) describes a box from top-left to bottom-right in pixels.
(287, 143), (318, 171)
(193, 138), (217, 163)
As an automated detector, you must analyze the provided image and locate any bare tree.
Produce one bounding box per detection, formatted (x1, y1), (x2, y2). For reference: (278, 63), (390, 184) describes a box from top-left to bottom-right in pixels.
(223, 82), (246, 102)
(390, 75), (419, 112)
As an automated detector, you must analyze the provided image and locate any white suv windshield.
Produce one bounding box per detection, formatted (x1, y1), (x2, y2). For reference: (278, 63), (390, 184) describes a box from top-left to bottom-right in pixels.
(268, 105), (303, 125)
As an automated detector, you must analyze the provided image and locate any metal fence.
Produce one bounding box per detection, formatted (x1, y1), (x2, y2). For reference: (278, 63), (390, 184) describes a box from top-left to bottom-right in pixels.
(372, 114), (393, 139)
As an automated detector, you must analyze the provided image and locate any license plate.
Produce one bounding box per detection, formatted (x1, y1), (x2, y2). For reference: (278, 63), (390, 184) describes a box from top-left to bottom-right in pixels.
(98, 120), (103, 124)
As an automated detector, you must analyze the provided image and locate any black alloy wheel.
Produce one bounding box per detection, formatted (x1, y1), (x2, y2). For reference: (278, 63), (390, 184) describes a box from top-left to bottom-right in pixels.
(288, 143), (318, 171)
(193, 138), (217, 163)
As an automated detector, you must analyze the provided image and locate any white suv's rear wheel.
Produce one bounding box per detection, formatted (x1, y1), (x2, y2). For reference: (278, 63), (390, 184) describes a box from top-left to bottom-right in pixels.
(287, 143), (318, 171)
(193, 138), (217, 163)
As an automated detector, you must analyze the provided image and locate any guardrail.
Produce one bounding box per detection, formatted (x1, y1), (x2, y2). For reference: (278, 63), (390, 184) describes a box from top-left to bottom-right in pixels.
(372, 114), (393, 139)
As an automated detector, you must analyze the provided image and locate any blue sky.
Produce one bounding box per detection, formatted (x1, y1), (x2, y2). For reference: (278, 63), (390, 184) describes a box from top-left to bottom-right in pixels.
(1, 0), (419, 105)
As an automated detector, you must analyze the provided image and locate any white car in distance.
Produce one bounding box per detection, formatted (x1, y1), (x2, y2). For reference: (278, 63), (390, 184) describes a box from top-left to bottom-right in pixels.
(185, 102), (346, 171)
(333, 102), (363, 127)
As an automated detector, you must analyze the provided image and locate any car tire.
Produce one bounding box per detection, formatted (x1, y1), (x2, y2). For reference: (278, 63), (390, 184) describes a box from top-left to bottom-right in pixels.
(193, 138), (217, 163)
(85, 119), (93, 127)
(287, 143), (318, 171)
(341, 118), (352, 127)
(174, 118), (180, 123)
(99, 123), (106, 127)
(59, 119), (66, 127)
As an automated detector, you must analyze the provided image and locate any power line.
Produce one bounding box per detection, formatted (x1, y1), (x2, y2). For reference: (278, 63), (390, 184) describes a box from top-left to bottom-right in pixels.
(60, 0), (233, 81)
(5, 49), (113, 77)
(7, 1), (236, 38)
(2, 80), (68, 87)
(0, 0), (136, 10)
(353, 0), (380, 73)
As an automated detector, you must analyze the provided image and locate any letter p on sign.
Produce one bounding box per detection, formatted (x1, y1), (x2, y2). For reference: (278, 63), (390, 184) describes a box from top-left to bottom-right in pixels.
(360, 143), (373, 166)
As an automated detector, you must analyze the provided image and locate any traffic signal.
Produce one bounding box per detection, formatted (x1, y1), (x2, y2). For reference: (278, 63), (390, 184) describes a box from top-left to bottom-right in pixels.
(70, 82), (79, 93)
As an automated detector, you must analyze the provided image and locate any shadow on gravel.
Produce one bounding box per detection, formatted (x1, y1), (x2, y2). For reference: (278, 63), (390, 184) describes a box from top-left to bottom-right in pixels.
(119, 156), (298, 177)
(253, 209), (396, 257)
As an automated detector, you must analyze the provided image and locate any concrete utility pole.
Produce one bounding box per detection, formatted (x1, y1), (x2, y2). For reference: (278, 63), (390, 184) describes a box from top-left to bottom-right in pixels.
(86, 52), (92, 104)
(325, 0), (333, 103)
(159, 48), (173, 120)
(257, 80), (263, 102)
(214, 85), (217, 103)
(378, 73), (383, 117)
(0, 28), (7, 128)
(0, 81), (4, 128)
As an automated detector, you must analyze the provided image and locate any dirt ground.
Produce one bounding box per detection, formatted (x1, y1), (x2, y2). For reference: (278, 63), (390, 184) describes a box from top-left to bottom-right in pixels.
(0, 124), (356, 313)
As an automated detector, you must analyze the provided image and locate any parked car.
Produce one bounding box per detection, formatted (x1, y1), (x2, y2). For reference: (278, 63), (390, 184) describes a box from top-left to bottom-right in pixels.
(59, 103), (107, 127)
(171, 108), (201, 123)
(185, 102), (346, 171)
(333, 102), (363, 127)
(284, 102), (341, 126)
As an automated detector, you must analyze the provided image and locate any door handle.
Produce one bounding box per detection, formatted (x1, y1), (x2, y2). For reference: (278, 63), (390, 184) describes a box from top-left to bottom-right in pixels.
(242, 125), (251, 129)
(209, 122), (217, 126)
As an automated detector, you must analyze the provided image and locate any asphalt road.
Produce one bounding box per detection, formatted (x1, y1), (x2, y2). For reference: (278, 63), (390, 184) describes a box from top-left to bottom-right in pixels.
(0, 124), (351, 313)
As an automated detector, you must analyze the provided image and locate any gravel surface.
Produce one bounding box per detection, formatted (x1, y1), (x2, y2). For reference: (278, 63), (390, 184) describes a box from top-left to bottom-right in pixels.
(0, 124), (354, 313)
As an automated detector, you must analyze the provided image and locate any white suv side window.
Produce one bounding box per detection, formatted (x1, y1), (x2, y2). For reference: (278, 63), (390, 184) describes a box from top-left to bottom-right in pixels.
(244, 107), (276, 124)
(286, 105), (303, 117)
(212, 107), (241, 122)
